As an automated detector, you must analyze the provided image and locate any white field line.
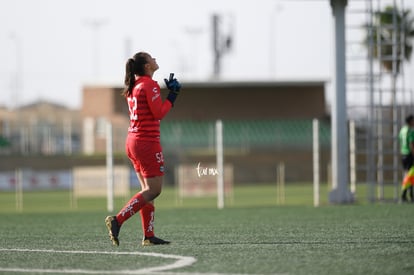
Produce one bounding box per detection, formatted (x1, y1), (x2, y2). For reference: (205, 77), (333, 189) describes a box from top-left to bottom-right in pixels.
(0, 248), (197, 274)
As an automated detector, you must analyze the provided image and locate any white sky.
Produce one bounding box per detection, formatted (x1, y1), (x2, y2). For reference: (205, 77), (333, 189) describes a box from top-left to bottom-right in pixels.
(0, 0), (413, 109)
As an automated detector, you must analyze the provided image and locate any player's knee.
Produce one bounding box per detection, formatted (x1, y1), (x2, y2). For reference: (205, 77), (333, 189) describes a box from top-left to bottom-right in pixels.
(144, 176), (163, 200)
(147, 187), (162, 200)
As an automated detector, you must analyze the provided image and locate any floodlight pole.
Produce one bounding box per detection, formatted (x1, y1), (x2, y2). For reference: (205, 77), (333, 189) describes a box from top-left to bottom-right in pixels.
(84, 18), (108, 78)
(212, 14), (221, 78)
(269, 2), (284, 78)
(212, 14), (233, 79)
(329, 0), (353, 203)
(9, 33), (22, 109)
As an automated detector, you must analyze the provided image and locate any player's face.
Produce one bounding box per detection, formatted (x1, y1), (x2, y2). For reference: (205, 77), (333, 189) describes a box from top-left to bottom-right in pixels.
(146, 54), (159, 72)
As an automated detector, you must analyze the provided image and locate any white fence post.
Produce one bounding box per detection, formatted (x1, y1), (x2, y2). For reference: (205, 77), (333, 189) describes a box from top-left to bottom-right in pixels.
(349, 120), (356, 194)
(216, 120), (224, 209)
(106, 121), (114, 212)
(313, 119), (320, 207)
(15, 168), (23, 212)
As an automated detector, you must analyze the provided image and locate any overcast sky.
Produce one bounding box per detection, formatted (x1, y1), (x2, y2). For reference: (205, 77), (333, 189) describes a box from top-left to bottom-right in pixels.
(0, 0), (413, 109)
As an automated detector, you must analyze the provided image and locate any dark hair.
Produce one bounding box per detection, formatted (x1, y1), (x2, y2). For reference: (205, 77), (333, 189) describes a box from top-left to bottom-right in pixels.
(406, 114), (414, 124)
(122, 52), (148, 97)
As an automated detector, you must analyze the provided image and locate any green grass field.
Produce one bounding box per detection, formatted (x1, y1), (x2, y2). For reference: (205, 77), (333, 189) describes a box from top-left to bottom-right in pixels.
(1, 184), (413, 274)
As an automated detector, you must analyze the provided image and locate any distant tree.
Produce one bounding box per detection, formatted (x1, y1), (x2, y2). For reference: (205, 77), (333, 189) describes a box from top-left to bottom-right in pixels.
(366, 6), (414, 74)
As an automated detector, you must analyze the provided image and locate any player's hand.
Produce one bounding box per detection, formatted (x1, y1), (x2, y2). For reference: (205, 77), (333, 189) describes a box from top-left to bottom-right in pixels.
(164, 73), (174, 90)
(165, 73), (182, 105)
(169, 79), (181, 93)
(164, 73), (181, 93)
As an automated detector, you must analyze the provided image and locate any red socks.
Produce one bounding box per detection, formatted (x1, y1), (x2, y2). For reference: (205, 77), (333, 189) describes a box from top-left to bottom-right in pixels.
(140, 203), (155, 238)
(115, 193), (156, 238)
(116, 192), (147, 226)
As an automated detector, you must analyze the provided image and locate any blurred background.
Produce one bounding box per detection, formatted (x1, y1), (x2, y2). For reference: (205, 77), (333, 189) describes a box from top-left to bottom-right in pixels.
(1, 0), (414, 208)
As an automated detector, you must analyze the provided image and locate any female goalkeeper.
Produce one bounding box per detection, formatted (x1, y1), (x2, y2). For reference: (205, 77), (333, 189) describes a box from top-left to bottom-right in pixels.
(105, 52), (181, 246)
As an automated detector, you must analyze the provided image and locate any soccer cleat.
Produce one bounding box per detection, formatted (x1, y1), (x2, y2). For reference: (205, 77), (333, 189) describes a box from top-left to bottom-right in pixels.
(142, 236), (171, 246)
(105, 216), (120, 246)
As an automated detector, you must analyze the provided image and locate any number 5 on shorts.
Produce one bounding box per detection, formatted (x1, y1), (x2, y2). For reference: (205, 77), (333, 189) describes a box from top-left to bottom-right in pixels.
(155, 152), (164, 163)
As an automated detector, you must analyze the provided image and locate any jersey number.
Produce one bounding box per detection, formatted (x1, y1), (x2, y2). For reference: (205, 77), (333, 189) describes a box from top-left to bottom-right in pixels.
(127, 97), (138, 120)
(155, 152), (164, 163)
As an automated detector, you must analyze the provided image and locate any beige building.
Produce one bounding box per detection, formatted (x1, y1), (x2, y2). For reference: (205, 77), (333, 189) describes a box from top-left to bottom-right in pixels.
(0, 101), (81, 155)
(81, 85), (128, 154)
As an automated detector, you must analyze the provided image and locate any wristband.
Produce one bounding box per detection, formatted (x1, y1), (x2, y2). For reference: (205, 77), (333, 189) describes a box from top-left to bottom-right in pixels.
(167, 91), (178, 105)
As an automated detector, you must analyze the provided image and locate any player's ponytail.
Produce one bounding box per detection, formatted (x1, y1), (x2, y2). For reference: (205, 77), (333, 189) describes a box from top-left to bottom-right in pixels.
(123, 58), (136, 97)
(122, 52), (149, 97)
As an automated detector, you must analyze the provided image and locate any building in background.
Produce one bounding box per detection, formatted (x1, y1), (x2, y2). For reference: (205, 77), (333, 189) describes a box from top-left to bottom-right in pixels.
(0, 100), (81, 155)
(80, 80), (328, 154)
(79, 81), (329, 184)
(0, 81), (329, 184)
(81, 85), (128, 155)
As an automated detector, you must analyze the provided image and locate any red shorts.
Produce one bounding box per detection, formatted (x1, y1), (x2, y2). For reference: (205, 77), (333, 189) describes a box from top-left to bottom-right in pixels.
(125, 136), (165, 178)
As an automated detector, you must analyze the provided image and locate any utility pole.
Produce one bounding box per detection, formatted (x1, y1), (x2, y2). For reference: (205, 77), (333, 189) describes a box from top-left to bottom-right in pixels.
(269, 2), (284, 78)
(9, 33), (22, 109)
(212, 14), (233, 79)
(185, 26), (203, 79)
(84, 18), (108, 78)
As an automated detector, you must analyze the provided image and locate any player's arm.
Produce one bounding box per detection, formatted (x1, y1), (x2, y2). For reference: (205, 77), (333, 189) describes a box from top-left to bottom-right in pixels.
(164, 73), (181, 106)
(146, 73), (181, 120)
(146, 82), (172, 120)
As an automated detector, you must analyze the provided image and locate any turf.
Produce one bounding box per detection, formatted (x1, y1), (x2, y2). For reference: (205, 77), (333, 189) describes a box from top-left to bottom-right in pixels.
(1, 198), (413, 274)
(0, 183), (400, 213)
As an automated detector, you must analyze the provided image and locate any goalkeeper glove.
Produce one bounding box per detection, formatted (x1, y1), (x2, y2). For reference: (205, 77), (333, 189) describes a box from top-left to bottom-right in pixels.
(164, 73), (181, 105)
(164, 73), (181, 92)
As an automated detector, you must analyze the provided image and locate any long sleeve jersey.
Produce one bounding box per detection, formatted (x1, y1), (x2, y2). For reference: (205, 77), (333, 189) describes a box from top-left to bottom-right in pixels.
(127, 75), (172, 141)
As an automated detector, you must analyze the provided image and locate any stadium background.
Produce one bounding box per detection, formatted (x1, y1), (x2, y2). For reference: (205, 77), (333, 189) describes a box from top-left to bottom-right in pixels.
(0, 0), (412, 205)
(0, 81), (330, 189)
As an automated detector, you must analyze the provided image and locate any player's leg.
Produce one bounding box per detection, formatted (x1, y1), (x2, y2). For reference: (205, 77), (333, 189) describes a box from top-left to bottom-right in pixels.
(118, 153), (169, 245)
(105, 137), (145, 246)
(401, 156), (411, 202)
(140, 203), (155, 237)
(116, 138), (151, 224)
(115, 175), (168, 245)
(401, 166), (414, 202)
(115, 176), (158, 227)
(137, 171), (146, 190)
(401, 172), (409, 202)
(137, 171), (156, 239)
(138, 142), (170, 245)
(105, 180), (151, 246)
(105, 182), (148, 246)
(137, 154), (169, 246)
(141, 176), (170, 246)
(106, 140), (168, 246)
(105, 173), (156, 246)
(407, 156), (414, 202)
(401, 185), (409, 202)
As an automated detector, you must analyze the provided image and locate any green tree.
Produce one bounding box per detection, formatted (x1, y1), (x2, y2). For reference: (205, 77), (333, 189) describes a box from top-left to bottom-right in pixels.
(364, 6), (414, 192)
(367, 6), (414, 74)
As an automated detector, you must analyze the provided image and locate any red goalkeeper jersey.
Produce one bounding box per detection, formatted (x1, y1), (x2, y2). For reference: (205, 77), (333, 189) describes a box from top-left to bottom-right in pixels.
(127, 75), (172, 141)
